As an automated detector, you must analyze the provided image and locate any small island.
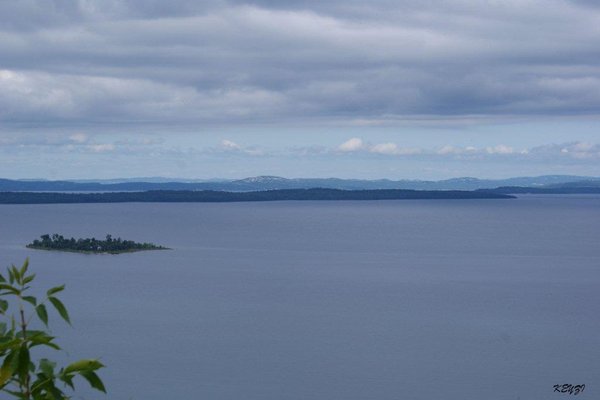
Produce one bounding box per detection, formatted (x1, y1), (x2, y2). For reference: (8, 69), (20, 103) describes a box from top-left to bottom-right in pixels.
(27, 234), (169, 254)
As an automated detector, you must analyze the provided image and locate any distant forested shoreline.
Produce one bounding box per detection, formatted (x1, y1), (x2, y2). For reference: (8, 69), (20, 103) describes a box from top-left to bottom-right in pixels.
(0, 189), (514, 204)
(27, 234), (168, 254)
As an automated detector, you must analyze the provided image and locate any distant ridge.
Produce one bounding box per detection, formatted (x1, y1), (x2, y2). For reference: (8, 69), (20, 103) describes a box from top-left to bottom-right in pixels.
(0, 175), (598, 192)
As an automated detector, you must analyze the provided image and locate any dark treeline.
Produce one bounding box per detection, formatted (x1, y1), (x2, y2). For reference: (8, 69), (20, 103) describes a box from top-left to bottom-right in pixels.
(481, 186), (600, 195)
(27, 234), (167, 253)
(0, 189), (514, 204)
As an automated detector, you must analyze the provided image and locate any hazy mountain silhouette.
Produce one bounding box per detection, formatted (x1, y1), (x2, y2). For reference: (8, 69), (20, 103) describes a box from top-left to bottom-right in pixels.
(0, 175), (598, 192)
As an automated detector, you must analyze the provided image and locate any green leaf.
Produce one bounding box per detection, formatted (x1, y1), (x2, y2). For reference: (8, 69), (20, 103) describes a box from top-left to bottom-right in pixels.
(22, 274), (35, 285)
(0, 346), (21, 388)
(0, 338), (20, 353)
(80, 370), (106, 393)
(46, 285), (65, 297)
(0, 283), (20, 295)
(39, 358), (55, 378)
(50, 385), (66, 399)
(17, 345), (30, 379)
(19, 259), (29, 280)
(48, 297), (70, 325)
(0, 274), (5, 283)
(31, 340), (61, 351)
(64, 359), (104, 374)
(27, 331), (60, 351)
(10, 265), (20, 285)
(17, 330), (47, 339)
(22, 296), (37, 306)
(36, 304), (49, 326)
(31, 376), (65, 399)
(7, 266), (15, 285)
(60, 372), (75, 390)
(0, 299), (8, 314)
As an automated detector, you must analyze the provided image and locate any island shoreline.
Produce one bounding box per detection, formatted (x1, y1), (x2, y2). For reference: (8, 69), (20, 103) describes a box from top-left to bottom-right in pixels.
(25, 245), (171, 255)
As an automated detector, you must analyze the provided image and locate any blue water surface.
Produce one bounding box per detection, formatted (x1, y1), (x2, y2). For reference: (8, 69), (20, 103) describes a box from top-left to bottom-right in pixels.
(0, 196), (598, 400)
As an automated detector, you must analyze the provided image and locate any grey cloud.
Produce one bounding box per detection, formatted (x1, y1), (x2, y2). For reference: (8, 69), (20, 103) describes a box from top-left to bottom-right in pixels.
(1, 0), (600, 127)
(0, 70), (287, 123)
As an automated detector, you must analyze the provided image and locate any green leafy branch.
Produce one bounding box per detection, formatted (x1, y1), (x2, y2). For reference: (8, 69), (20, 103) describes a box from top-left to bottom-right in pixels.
(0, 259), (106, 399)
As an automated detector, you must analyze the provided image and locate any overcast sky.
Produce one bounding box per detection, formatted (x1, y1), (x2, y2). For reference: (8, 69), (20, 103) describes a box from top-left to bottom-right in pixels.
(1, 0), (599, 179)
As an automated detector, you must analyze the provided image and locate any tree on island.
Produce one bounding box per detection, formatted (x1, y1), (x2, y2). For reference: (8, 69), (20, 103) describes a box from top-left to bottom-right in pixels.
(27, 234), (167, 254)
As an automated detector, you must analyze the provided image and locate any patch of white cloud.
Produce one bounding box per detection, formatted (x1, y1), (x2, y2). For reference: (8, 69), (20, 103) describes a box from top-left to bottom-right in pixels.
(485, 145), (515, 155)
(437, 145), (477, 155)
(370, 142), (422, 155)
(530, 141), (600, 160)
(370, 142), (398, 155)
(87, 143), (115, 153)
(338, 138), (364, 152)
(69, 133), (89, 143)
(332, 138), (600, 162)
(0, 131), (169, 156)
(437, 145), (455, 155)
(337, 138), (429, 156)
(221, 139), (242, 151)
(217, 139), (265, 156)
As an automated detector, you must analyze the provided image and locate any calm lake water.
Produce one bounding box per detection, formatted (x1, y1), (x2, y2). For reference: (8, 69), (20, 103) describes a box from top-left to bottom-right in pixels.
(0, 196), (598, 400)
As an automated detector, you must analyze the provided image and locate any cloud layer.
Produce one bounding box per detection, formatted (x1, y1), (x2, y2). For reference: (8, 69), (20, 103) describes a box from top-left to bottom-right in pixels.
(334, 138), (600, 162)
(2, 0), (600, 126)
(4, 131), (598, 165)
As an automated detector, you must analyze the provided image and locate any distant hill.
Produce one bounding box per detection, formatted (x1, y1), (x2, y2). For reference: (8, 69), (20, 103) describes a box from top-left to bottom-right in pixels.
(1, 175), (598, 192)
